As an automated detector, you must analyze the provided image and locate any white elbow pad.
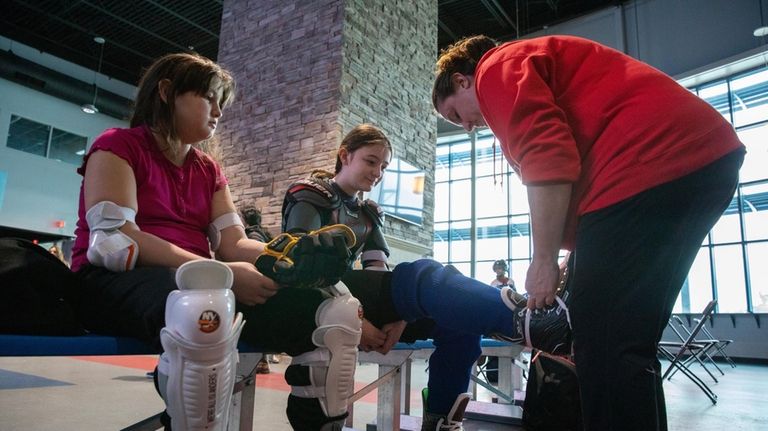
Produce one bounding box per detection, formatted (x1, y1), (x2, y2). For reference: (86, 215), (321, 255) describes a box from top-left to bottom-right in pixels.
(361, 250), (388, 268)
(207, 212), (244, 252)
(86, 201), (139, 272)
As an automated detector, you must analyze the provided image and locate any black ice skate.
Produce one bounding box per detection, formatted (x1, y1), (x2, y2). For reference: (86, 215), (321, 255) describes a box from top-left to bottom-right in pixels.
(495, 280), (573, 356)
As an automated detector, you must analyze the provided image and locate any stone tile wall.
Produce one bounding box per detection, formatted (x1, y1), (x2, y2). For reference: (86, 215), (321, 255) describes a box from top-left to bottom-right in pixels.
(217, 0), (436, 254)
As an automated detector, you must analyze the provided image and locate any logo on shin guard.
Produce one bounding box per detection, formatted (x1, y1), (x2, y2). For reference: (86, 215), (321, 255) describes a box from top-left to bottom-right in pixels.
(198, 310), (221, 333)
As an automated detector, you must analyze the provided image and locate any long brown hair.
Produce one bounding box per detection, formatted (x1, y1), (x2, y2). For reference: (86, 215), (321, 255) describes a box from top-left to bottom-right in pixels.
(334, 124), (392, 174)
(130, 52), (235, 160)
(432, 35), (497, 110)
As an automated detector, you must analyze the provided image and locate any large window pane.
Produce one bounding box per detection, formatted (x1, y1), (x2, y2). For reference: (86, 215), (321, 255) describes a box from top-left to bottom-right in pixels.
(449, 220), (471, 261)
(7, 115), (49, 157)
(682, 247), (713, 314)
(474, 260), (500, 284)
(510, 259), (528, 291)
(730, 68), (768, 128)
(433, 222), (449, 262)
(737, 122), (768, 183)
(475, 176), (508, 218)
(712, 245), (747, 313)
(449, 180), (472, 220)
(710, 191), (741, 244)
(741, 181), (768, 241)
(747, 242), (768, 312)
(434, 182), (449, 222)
(509, 214), (531, 260)
(508, 176), (529, 215)
(449, 141), (472, 180)
(435, 144), (450, 183)
(476, 217), (508, 261)
(49, 128), (87, 165)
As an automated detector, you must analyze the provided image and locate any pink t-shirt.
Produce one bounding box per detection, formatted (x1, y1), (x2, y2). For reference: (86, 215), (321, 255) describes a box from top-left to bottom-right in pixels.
(71, 125), (227, 271)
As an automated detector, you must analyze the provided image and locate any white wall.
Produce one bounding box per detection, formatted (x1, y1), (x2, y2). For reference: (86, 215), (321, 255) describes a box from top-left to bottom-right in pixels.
(0, 78), (127, 236)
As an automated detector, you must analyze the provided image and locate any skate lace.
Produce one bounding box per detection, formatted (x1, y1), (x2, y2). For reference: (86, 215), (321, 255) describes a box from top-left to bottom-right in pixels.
(523, 296), (571, 349)
(436, 417), (464, 431)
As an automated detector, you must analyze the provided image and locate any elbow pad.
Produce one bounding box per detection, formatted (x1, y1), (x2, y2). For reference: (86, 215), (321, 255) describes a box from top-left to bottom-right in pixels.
(86, 201), (139, 272)
(207, 212), (245, 252)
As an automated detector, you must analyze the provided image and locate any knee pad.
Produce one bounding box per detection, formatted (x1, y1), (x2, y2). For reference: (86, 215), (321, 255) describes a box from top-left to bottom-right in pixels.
(86, 201), (139, 272)
(158, 260), (245, 431)
(289, 282), (362, 418)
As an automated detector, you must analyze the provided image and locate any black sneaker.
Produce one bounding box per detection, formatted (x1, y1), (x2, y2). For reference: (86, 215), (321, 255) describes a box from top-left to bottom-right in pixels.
(421, 389), (471, 431)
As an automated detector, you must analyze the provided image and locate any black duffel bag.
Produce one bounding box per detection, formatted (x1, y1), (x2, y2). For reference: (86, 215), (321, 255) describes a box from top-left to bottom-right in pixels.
(522, 350), (583, 431)
(0, 238), (85, 335)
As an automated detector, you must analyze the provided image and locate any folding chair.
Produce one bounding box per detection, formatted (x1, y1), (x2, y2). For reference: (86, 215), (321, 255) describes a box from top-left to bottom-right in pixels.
(657, 300), (718, 404)
(694, 316), (736, 368)
(669, 315), (723, 381)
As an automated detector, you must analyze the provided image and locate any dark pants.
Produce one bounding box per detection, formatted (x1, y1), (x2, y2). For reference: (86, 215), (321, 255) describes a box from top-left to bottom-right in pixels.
(569, 149), (743, 431)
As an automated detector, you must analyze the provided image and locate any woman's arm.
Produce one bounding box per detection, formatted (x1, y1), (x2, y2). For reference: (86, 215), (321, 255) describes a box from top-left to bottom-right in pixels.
(525, 182), (572, 309)
(84, 150), (202, 267)
(84, 151), (277, 305)
(211, 185), (266, 263)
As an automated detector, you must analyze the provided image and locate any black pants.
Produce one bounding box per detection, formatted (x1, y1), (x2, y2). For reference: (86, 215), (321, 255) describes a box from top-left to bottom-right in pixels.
(569, 149), (743, 431)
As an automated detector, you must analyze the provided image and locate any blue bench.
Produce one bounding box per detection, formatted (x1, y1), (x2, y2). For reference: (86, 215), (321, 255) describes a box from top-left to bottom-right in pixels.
(0, 334), (524, 431)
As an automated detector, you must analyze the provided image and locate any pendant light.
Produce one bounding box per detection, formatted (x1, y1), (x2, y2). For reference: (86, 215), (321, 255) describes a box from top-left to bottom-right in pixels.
(81, 36), (105, 114)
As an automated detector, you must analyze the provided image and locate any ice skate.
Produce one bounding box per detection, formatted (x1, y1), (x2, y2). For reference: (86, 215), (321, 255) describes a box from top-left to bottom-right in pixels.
(494, 267), (573, 355)
(421, 389), (471, 431)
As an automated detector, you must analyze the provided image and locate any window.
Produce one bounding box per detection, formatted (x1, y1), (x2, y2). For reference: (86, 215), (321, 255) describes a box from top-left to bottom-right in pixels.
(434, 62), (768, 313)
(7, 115), (87, 165)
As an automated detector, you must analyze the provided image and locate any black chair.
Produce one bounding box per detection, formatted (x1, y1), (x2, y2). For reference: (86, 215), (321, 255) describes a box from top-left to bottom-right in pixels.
(657, 300), (718, 404)
(669, 315), (723, 381)
(694, 316), (736, 368)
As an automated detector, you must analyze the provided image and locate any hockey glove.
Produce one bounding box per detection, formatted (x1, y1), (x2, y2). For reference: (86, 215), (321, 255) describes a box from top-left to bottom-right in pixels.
(255, 224), (356, 289)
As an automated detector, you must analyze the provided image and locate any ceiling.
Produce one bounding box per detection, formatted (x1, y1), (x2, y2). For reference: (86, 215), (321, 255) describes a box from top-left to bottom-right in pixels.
(1, 0), (619, 88)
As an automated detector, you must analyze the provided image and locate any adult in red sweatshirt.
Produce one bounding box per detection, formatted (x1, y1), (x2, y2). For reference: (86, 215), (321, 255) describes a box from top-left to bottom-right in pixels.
(432, 35), (744, 431)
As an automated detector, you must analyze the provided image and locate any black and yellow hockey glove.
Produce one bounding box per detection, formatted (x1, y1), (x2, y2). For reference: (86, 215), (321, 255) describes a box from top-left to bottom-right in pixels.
(255, 224), (356, 289)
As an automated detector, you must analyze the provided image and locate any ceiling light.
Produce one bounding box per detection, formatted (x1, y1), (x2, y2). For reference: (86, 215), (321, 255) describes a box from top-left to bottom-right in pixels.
(81, 36), (105, 114)
(755, 26), (768, 37)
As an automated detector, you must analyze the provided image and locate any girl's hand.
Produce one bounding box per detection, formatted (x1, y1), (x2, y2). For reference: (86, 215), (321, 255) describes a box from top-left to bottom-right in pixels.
(376, 320), (407, 354)
(359, 319), (386, 352)
(227, 261), (280, 306)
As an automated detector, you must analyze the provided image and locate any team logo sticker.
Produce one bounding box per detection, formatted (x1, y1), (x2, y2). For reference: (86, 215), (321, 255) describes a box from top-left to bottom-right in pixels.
(198, 310), (221, 333)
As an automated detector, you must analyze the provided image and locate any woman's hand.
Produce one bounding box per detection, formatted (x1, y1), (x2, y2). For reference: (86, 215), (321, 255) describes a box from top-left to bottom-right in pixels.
(227, 261), (280, 306)
(359, 319), (386, 352)
(525, 258), (560, 310)
(375, 320), (407, 354)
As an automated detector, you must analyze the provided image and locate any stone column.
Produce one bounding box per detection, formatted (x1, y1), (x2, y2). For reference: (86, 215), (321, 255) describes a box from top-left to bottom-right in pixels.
(217, 0), (437, 260)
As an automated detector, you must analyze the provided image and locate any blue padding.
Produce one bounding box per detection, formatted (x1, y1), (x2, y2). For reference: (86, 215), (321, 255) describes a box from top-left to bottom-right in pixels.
(0, 334), (263, 357)
(391, 338), (512, 351)
(0, 334), (506, 357)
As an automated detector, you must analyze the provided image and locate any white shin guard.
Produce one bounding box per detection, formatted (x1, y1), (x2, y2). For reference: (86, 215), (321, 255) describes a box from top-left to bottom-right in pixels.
(290, 281), (362, 418)
(158, 260), (245, 431)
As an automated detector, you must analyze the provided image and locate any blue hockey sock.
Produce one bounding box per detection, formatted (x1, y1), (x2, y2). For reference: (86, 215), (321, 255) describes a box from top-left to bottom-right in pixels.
(390, 259), (516, 337)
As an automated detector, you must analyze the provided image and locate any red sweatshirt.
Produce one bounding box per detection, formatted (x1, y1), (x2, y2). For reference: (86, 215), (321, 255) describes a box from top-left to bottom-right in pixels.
(474, 36), (744, 249)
